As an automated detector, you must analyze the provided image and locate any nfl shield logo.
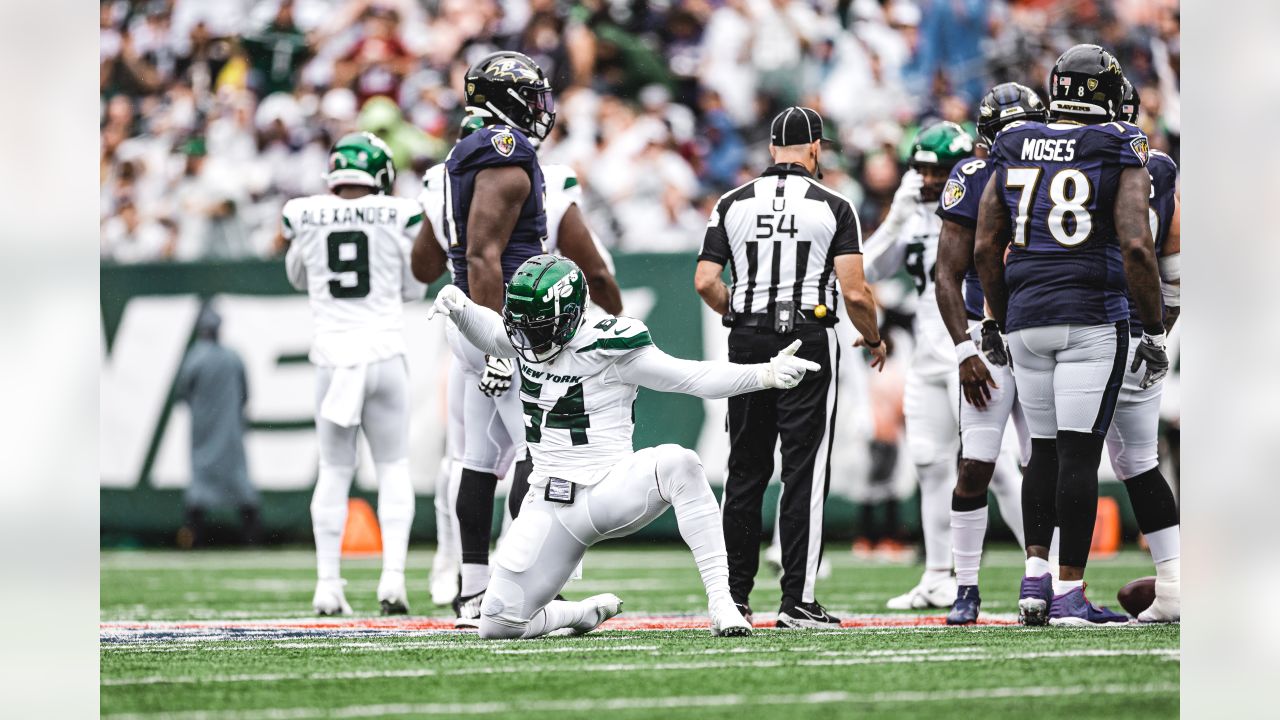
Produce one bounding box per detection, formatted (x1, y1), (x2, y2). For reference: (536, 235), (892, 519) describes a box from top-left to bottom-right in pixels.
(1087, 78), (1099, 91)
(941, 179), (966, 211)
(492, 132), (516, 157)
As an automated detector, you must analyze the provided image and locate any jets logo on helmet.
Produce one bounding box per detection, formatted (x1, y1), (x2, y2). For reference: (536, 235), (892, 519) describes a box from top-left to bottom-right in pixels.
(941, 179), (966, 210)
(326, 131), (396, 194)
(911, 122), (973, 168)
(503, 255), (588, 363)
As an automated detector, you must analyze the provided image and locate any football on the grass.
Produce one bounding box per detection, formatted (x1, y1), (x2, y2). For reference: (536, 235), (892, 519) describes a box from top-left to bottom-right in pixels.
(1117, 576), (1157, 616)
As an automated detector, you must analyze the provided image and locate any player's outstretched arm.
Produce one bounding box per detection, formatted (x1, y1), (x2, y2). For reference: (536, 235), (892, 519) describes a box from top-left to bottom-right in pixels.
(426, 286), (518, 358)
(609, 340), (818, 398)
(973, 174), (1011, 327)
(467, 165), (530, 311)
(557, 204), (623, 315)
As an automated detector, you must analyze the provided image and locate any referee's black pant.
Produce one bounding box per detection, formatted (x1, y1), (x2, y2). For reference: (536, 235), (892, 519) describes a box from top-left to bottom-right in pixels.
(723, 324), (839, 607)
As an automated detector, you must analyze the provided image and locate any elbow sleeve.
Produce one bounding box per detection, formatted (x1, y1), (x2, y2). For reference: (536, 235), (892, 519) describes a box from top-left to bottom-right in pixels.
(1158, 253), (1180, 307)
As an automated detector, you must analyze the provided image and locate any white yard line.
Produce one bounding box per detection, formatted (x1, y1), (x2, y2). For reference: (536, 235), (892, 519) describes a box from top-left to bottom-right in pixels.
(102, 648), (1178, 687)
(101, 682), (1179, 719)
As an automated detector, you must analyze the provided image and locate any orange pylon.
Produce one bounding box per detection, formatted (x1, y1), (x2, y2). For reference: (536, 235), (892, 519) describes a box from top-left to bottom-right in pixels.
(341, 498), (383, 557)
(1090, 496), (1121, 559)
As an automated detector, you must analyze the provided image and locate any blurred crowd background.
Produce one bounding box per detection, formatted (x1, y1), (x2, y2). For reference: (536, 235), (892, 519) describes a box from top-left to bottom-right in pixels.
(100, 0), (1181, 263)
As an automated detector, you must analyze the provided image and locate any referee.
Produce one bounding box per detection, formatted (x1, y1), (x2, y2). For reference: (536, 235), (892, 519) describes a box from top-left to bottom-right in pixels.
(694, 106), (887, 629)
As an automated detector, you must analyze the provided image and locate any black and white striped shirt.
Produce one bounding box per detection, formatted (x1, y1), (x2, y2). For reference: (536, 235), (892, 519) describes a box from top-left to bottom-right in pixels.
(699, 164), (862, 316)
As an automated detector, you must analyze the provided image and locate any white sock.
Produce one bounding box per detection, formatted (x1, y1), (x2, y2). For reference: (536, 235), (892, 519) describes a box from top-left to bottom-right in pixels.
(663, 455), (733, 606)
(1053, 578), (1083, 595)
(376, 460), (414, 576)
(433, 458), (459, 565)
(1048, 526), (1061, 569)
(989, 452), (1026, 548)
(1154, 557), (1179, 585)
(521, 599), (590, 639)
(1145, 525), (1180, 565)
(951, 507), (987, 587)
(460, 563), (490, 597)
(311, 464), (355, 582)
(916, 461), (956, 572)
(1025, 555), (1051, 579)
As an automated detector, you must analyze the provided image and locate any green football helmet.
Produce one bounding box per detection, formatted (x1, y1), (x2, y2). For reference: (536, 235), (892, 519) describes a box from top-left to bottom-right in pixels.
(458, 114), (487, 139)
(503, 255), (588, 363)
(911, 121), (974, 169)
(326, 131), (396, 194)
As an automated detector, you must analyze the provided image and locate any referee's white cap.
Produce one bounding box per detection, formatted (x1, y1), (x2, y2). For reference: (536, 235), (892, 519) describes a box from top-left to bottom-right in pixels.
(769, 106), (827, 147)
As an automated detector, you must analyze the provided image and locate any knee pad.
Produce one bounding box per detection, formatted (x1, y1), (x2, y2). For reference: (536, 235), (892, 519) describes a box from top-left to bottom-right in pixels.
(653, 444), (703, 502)
(479, 575), (530, 632)
(960, 425), (1003, 463)
(1109, 442), (1158, 481)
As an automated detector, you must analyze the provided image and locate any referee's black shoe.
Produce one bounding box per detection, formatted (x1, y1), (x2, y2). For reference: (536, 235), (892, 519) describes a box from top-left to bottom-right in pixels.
(776, 599), (841, 629)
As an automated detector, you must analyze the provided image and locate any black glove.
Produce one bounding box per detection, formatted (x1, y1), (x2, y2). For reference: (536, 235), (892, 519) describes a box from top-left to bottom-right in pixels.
(478, 355), (514, 397)
(1131, 333), (1170, 390)
(979, 319), (1009, 367)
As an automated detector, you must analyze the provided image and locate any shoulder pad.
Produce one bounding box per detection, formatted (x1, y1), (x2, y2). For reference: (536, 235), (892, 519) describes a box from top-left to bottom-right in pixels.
(574, 316), (654, 355)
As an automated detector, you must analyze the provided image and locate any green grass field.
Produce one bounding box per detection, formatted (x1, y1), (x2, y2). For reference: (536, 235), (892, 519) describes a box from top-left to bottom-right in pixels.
(101, 545), (1178, 719)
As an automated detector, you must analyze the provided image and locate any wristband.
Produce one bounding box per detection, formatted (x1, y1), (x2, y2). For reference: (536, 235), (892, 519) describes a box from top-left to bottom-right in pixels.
(864, 337), (883, 349)
(955, 339), (979, 363)
(1141, 331), (1167, 347)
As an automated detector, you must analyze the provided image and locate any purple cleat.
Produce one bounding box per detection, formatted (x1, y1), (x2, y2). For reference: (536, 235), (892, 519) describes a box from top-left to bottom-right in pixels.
(1048, 585), (1130, 626)
(1018, 573), (1053, 626)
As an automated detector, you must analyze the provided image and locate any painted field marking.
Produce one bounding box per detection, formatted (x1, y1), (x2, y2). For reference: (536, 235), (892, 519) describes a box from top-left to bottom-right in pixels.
(101, 682), (1180, 718)
(101, 647), (1178, 687)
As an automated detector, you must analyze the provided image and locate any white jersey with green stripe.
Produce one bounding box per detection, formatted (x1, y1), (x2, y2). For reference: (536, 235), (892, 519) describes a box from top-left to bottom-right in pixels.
(282, 193), (427, 367)
(520, 314), (657, 488)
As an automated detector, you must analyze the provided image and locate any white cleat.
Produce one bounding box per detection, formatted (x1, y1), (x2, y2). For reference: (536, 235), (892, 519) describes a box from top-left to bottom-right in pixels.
(313, 579), (353, 616)
(569, 593), (623, 635)
(1138, 580), (1180, 623)
(886, 575), (958, 610)
(710, 599), (753, 637)
(428, 555), (459, 607)
(377, 571), (410, 615)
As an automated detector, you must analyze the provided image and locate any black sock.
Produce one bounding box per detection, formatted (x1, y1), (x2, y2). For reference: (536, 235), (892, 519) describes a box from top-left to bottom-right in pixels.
(859, 502), (878, 543)
(1022, 438), (1058, 549)
(1123, 467), (1179, 534)
(456, 469), (499, 565)
(508, 455), (534, 520)
(952, 491), (988, 512)
(1056, 431), (1105, 568)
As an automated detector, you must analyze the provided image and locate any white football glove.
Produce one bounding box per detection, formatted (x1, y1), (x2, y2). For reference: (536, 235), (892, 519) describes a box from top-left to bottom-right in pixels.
(478, 355), (514, 397)
(884, 169), (924, 228)
(426, 284), (467, 320)
(759, 340), (821, 390)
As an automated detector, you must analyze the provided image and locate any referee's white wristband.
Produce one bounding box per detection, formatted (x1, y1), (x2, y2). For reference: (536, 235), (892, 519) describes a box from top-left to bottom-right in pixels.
(955, 339), (980, 363)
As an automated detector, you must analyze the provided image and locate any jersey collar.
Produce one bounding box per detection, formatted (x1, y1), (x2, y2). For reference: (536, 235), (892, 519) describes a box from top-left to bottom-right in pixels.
(761, 163), (813, 178)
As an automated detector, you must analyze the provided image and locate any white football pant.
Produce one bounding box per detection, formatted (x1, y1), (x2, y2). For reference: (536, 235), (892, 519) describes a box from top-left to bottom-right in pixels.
(1105, 339), (1161, 480)
(1007, 323), (1126, 438)
(310, 356), (414, 583)
(448, 323), (523, 477)
(479, 445), (732, 639)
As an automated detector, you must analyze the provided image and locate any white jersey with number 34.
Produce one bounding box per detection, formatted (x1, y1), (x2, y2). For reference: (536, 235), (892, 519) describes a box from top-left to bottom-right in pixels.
(520, 316), (655, 488)
(283, 193), (427, 367)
